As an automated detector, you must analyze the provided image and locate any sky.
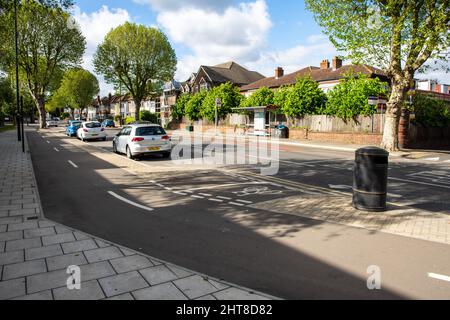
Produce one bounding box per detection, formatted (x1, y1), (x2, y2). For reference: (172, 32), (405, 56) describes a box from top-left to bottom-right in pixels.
(70, 0), (449, 96)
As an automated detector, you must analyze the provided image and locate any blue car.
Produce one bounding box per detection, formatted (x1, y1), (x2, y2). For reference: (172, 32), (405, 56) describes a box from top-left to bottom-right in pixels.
(101, 119), (115, 128)
(66, 120), (82, 137)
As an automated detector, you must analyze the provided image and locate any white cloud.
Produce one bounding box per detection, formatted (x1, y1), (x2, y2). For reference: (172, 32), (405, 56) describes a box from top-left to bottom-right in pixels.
(133, 0), (233, 12)
(155, 0), (272, 80)
(72, 6), (131, 95)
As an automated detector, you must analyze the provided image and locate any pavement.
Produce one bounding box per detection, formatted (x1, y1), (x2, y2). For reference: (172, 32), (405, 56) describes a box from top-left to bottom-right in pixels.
(0, 128), (274, 300)
(18, 125), (450, 300)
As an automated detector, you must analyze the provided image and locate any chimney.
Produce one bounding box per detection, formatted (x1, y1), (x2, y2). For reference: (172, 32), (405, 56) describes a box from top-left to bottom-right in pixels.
(275, 67), (284, 79)
(332, 56), (342, 70)
(320, 59), (330, 69)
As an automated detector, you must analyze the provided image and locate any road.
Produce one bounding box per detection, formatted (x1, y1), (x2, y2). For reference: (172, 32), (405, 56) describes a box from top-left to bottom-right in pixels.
(27, 127), (450, 299)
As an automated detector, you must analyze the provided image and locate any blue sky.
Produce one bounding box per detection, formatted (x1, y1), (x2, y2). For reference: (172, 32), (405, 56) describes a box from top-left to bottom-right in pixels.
(71, 0), (448, 95)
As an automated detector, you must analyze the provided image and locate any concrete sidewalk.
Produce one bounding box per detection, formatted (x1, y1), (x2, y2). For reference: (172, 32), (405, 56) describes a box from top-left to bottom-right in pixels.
(0, 129), (275, 300)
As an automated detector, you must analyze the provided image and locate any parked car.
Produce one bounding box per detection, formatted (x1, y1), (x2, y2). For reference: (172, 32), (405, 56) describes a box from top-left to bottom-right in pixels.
(65, 120), (82, 137)
(77, 121), (107, 142)
(101, 119), (115, 128)
(112, 124), (172, 160)
(46, 118), (59, 127)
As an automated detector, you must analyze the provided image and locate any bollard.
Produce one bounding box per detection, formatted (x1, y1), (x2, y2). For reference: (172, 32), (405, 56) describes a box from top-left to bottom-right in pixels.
(353, 147), (389, 212)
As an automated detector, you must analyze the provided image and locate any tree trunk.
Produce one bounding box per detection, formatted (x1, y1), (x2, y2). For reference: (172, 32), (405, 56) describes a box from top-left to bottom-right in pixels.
(36, 96), (46, 129)
(381, 82), (408, 151)
(134, 99), (141, 121)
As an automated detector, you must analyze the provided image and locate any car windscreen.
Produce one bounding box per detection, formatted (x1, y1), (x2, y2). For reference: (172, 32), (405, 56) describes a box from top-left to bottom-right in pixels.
(85, 122), (101, 128)
(135, 126), (166, 136)
(71, 122), (82, 126)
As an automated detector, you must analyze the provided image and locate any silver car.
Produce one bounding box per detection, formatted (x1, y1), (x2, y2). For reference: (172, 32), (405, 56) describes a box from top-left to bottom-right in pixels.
(113, 124), (172, 159)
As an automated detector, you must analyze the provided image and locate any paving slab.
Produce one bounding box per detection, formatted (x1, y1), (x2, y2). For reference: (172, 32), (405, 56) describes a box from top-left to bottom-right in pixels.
(53, 280), (105, 300)
(99, 271), (148, 297)
(133, 282), (188, 300)
(24, 227), (55, 239)
(0, 278), (26, 300)
(5, 237), (41, 252)
(46, 252), (88, 271)
(213, 287), (270, 300)
(84, 246), (123, 263)
(42, 233), (76, 246)
(2, 259), (47, 280)
(139, 265), (178, 286)
(13, 290), (53, 300)
(61, 239), (98, 254)
(109, 255), (153, 274)
(173, 275), (221, 299)
(25, 244), (63, 261)
(0, 250), (24, 266)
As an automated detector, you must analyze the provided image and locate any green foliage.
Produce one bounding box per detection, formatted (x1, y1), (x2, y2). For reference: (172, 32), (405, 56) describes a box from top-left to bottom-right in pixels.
(94, 22), (177, 120)
(410, 94), (450, 127)
(185, 90), (207, 121)
(172, 94), (191, 120)
(324, 73), (388, 119)
(0, 77), (14, 119)
(48, 69), (99, 113)
(139, 110), (159, 123)
(241, 87), (274, 107)
(279, 77), (327, 118)
(60, 112), (71, 120)
(114, 115), (122, 122)
(273, 86), (292, 109)
(0, 0), (86, 127)
(201, 83), (243, 122)
(125, 116), (136, 124)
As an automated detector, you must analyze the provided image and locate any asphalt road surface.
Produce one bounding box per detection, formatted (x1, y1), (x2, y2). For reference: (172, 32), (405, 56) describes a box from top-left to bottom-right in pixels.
(27, 128), (450, 299)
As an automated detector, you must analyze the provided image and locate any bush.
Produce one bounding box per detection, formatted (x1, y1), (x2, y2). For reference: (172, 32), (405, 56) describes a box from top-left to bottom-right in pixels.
(114, 115), (122, 122)
(241, 87), (274, 107)
(61, 112), (71, 120)
(125, 116), (135, 124)
(186, 90), (207, 121)
(201, 83), (243, 122)
(172, 94), (191, 120)
(410, 94), (450, 127)
(324, 73), (388, 119)
(139, 110), (159, 123)
(280, 77), (327, 118)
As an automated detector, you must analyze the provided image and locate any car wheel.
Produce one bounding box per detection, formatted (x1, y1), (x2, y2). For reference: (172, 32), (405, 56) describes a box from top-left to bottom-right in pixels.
(126, 146), (134, 160)
(112, 142), (118, 154)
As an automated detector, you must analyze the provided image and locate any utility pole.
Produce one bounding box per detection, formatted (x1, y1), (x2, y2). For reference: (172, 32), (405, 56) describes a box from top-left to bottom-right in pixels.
(20, 96), (24, 152)
(14, 0), (21, 142)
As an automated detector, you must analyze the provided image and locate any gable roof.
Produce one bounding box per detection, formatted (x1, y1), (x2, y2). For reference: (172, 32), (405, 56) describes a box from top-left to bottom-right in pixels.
(240, 64), (388, 92)
(197, 61), (265, 86)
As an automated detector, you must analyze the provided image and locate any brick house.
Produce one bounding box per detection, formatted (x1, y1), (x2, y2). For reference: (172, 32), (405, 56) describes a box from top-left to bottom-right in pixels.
(240, 57), (389, 96)
(185, 61), (265, 93)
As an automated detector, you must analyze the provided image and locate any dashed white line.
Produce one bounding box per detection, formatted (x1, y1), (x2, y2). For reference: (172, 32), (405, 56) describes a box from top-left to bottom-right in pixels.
(217, 196), (232, 200)
(68, 160), (78, 168)
(53, 147), (59, 152)
(164, 187), (173, 191)
(423, 157), (440, 162)
(191, 195), (205, 199)
(209, 198), (224, 203)
(199, 193), (213, 197)
(229, 202), (245, 207)
(428, 273), (450, 282)
(173, 191), (188, 196)
(236, 199), (253, 204)
(107, 191), (154, 212)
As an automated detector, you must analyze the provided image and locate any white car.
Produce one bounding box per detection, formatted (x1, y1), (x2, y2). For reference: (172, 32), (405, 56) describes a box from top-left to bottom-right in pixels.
(46, 118), (59, 127)
(77, 121), (107, 142)
(113, 124), (172, 159)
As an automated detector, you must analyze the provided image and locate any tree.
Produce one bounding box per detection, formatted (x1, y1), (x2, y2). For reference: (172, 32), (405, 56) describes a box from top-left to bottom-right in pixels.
(48, 69), (99, 118)
(280, 77), (327, 119)
(94, 22), (177, 121)
(241, 87), (274, 107)
(172, 93), (191, 121)
(201, 83), (243, 122)
(0, 76), (14, 126)
(140, 110), (159, 123)
(325, 73), (388, 119)
(305, 0), (449, 151)
(409, 93), (450, 127)
(0, 0), (85, 128)
(274, 86), (292, 109)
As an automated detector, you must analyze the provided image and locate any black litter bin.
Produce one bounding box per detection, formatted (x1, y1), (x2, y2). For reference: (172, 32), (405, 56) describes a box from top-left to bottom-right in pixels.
(353, 147), (389, 212)
(272, 125), (288, 138)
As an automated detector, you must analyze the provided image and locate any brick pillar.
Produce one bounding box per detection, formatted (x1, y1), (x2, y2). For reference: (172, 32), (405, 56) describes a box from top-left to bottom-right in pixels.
(398, 109), (410, 149)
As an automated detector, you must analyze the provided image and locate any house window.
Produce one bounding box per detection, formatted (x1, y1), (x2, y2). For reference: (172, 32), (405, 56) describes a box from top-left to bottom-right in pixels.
(199, 78), (209, 91)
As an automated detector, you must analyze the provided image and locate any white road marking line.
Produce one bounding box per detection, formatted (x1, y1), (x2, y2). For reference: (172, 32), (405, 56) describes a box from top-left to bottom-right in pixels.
(199, 193), (213, 197)
(53, 147), (59, 152)
(46, 141), (50, 144)
(423, 157), (440, 162)
(107, 191), (154, 212)
(388, 177), (450, 189)
(428, 273), (450, 282)
(173, 191), (188, 196)
(229, 202), (245, 206)
(209, 198), (224, 203)
(68, 160), (78, 168)
(164, 187), (172, 191)
(155, 183), (165, 188)
(149, 180), (156, 183)
(236, 199), (253, 204)
(186, 182), (263, 192)
(217, 196), (232, 200)
(191, 195), (205, 199)
(387, 193), (403, 198)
